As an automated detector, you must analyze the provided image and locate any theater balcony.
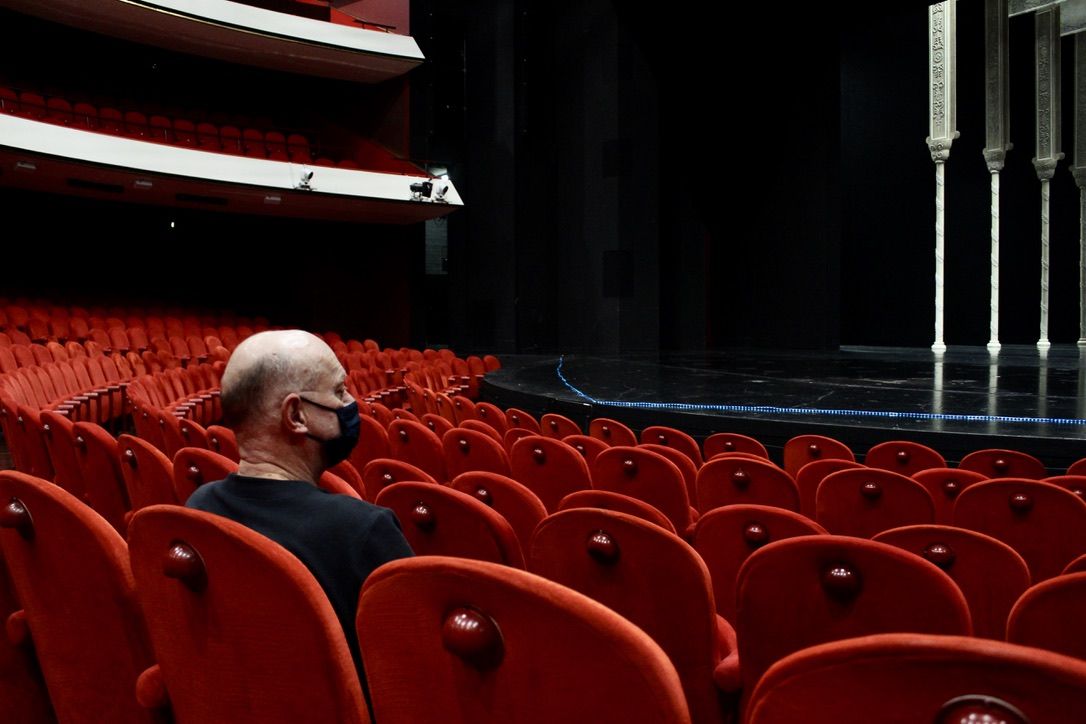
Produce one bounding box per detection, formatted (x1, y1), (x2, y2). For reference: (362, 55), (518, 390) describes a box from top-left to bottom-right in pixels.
(0, 0), (422, 83)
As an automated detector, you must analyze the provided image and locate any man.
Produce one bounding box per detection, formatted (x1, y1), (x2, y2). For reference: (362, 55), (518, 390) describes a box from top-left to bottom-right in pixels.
(186, 329), (413, 678)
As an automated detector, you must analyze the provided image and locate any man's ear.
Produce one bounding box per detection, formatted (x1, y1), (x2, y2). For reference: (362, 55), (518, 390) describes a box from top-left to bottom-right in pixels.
(281, 394), (308, 435)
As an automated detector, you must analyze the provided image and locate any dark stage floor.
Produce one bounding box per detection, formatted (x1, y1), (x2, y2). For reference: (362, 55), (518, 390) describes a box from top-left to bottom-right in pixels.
(480, 345), (1086, 472)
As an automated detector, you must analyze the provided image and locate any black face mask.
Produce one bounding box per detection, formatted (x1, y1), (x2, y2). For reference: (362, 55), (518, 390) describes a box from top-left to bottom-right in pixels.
(300, 397), (361, 467)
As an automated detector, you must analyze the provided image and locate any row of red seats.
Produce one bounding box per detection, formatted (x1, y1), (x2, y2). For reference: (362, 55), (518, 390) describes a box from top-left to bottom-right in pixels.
(0, 86), (416, 172)
(3, 469), (1086, 723)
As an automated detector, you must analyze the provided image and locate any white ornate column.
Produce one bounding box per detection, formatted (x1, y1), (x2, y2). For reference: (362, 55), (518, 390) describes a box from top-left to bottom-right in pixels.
(984, 0), (1012, 353)
(1074, 33), (1086, 347)
(928, 0), (958, 354)
(1034, 7), (1063, 351)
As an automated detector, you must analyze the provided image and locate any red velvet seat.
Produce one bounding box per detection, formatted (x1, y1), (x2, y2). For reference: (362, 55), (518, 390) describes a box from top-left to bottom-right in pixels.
(557, 489), (677, 533)
(361, 458), (437, 501)
(356, 556), (692, 724)
(593, 445), (695, 535)
(540, 412), (581, 439)
(1068, 456), (1086, 476)
(0, 549), (53, 723)
(127, 505), (370, 724)
(641, 442), (700, 508)
(1007, 572), (1086, 661)
(474, 401), (507, 433)
(124, 110), (148, 138)
(816, 467), (934, 538)
(118, 434), (180, 516)
(206, 424), (240, 461)
(375, 482), (523, 567)
(171, 447), (236, 504)
(17, 91), (45, 120)
(782, 434), (855, 477)
(529, 509), (735, 724)
(562, 433), (609, 465)
(640, 424), (702, 467)
(459, 418), (503, 444)
(421, 412), (454, 438)
(0, 86), (18, 114)
(287, 133), (311, 163)
(1042, 474), (1086, 499)
(728, 535), (971, 711)
(953, 478), (1086, 581)
(387, 419), (446, 482)
(502, 426), (534, 454)
(173, 118), (197, 146)
(196, 122), (220, 151)
(509, 435), (592, 513)
(745, 633), (1086, 724)
(0, 471), (164, 724)
(959, 448), (1046, 479)
(696, 456), (799, 514)
(442, 427), (511, 478)
(38, 408), (85, 499)
(72, 421), (132, 534)
(793, 458), (864, 518)
(873, 524), (1031, 639)
(265, 130), (289, 160)
(242, 128), (266, 157)
(911, 466), (987, 524)
(44, 97), (72, 126)
(505, 407), (541, 433)
(148, 114), (172, 142)
(692, 504), (826, 623)
(588, 416), (637, 446)
(346, 414), (388, 473)
(703, 432), (769, 461)
(449, 471), (547, 555)
(450, 395), (477, 424)
(219, 125), (242, 154)
(864, 439), (945, 475)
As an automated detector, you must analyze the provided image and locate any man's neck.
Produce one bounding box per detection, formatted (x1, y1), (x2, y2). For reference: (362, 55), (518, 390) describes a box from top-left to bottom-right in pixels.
(237, 459), (319, 485)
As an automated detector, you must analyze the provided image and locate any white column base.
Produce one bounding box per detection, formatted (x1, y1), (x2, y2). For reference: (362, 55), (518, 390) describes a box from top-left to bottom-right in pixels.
(1077, 338), (1086, 347)
(986, 341), (1001, 353)
(1037, 338), (1052, 350)
(931, 342), (947, 353)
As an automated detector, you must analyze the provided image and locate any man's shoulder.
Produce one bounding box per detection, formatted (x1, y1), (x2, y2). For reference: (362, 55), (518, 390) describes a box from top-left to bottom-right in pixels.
(185, 477), (230, 510)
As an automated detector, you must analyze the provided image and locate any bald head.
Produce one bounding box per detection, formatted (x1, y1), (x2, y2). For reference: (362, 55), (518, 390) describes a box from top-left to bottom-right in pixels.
(221, 330), (339, 434)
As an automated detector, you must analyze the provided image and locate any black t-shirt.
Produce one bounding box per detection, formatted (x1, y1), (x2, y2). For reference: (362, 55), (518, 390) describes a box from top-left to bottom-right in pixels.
(186, 473), (414, 674)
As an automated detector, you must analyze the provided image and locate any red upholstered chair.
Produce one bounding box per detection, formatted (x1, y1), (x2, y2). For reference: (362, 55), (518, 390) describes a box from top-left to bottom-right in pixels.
(44, 96), (72, 126)
(172, 447), (237, 504)
(588, 416), (637, 447)
(959, 448), (1046, 479)
(127, 506), (370, 724)
(328, 461), (367, 500)
(442, 427), (511, 478)
(388, 419), (446, 482)
(38, 408), (85, 499)
(703, 432), (769, 461)
(593, 446), (695, 535)
(727, 535), (972, 710)
(361, 458), (437, 501)
(196, 122), (220, 151)
(434, 393), (458, 424)
(540, 412), (581, 439)
(375, 482), (523, 567)
(449, 395), (477, 424)
(1064, 553), (1086, 574)
(816, 467), (934, 538)
(745, 633), (1086, 724)
(1068, 457), (1086, 476)
(640, 425), (702, 467)
(318, 470), (361, 498)
(287, 133), (311, 163)
(641, 443), (699, 508)
(505, 435), (591, 514)
(1042, 474), (1086, 499)
(459, 419), (503, 444)
(873, 524), (1031, 639)
(206, 424), (240, 462)
(265, 130), (288, 160)
(864, 440), (945, 475)
(449, 472), (546, 555)
(911, 467), (988, 524)
(356, 556), (691, 724)
(504, 407), (541, 433)
(529, 509), (736, 723)
(954, 479), (1086, 582)
(0, 549), (54, 723)
(71, 421), (132, 534)
(696, 456), (799, 514)
(118, 434), (180, 518)
(124, 110), (148, 138)
(562, 433), (609, 466)
(692, 504), (826, 623)
(783, 434), (855, 478)
(557, 489), (677, 533)
(347, 414), (389, 473)
(0, 472), (164, 724)
(794, 458), (864, 518)
(421, 412), (454, 438)
(502, 426), (534, 455)
(1007, 572), (1086, 661)
(474, 402), (507, 434)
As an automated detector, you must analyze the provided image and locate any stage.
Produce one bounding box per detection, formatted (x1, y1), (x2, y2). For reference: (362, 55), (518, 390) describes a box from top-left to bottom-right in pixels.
(480, 346), (1086, 473)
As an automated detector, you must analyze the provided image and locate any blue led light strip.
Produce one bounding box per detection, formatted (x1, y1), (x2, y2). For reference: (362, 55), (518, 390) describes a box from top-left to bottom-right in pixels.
(555, 357), (1086, 426)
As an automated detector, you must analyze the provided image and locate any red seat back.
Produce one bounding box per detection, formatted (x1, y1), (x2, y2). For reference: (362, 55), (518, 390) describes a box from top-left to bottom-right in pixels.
(816, 467), (934, 537)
